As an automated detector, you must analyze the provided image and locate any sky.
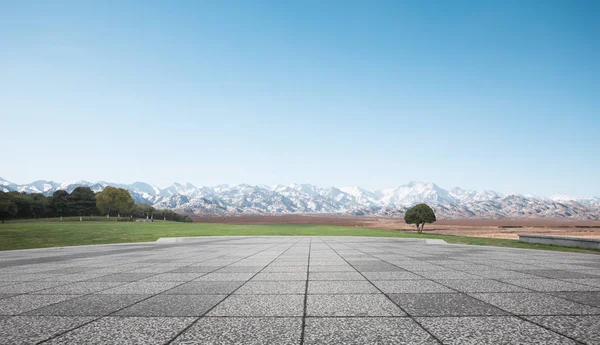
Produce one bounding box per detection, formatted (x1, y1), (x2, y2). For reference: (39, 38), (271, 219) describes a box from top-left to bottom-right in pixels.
(1, 1), (599, 197)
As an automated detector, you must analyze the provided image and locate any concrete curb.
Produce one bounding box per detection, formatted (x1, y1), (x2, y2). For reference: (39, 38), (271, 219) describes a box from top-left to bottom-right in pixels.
(519, 233), (600, 250)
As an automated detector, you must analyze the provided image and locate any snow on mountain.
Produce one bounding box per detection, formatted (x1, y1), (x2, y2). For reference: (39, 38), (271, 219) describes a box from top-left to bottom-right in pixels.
(1, 178), (598, 220)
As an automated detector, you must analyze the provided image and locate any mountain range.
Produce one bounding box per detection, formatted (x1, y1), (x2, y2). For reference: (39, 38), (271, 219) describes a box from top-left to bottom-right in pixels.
(1, 178), (599, 220)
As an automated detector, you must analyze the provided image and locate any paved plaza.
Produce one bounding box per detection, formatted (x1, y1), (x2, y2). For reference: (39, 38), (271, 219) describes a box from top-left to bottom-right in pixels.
(0, 236), (599, 344)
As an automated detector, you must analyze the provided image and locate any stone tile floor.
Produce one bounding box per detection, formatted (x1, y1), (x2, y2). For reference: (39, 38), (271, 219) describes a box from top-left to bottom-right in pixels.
(0, 236), (599, 344)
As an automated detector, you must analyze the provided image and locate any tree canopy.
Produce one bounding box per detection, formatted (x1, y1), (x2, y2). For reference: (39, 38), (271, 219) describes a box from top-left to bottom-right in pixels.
(0, 188), (190, 222)
(96, 186), (134, 217)
(404, 203), (436, 233)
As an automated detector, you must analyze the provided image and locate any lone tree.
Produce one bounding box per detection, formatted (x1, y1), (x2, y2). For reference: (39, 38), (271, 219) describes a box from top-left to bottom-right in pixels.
(404, 203), (436, 234)
(96, 186), (134, 219)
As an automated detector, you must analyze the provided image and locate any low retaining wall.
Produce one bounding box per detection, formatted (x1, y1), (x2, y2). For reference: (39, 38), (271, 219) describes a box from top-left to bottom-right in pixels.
(519, 234), (600, 250)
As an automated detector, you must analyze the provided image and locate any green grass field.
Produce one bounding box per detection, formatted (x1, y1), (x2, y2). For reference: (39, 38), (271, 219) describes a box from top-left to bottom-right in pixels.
(1, 219), (599, 254)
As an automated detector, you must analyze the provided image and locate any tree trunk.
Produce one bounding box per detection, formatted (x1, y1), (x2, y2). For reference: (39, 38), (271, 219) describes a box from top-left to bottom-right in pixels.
(80, 216), (82, 222)
(421, 223), (425, 232)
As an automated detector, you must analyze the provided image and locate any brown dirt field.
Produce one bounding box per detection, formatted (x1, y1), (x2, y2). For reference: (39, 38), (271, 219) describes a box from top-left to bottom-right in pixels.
(190, 214), (600, 240)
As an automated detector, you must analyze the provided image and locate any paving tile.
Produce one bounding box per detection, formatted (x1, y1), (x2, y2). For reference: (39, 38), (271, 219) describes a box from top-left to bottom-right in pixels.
(362, 271), (424, 281)
(88, 273), (155, 282)
(165, 281), (244, 294)
(208, 295), (304, 316)
(34, 282), (124, 294)
(171, 317), (302, 345)
(468, 270), (540, 279)
(216, 266), (265, 273)
(195, 272), (255, 281)
(525, 315), (600, 344)
(0, 294), (17, 300)
(116, 294), (225, 316)
(95, 281), (181, 294)
(565, 278), (600, 288)
(0, 295), (77, 315)
(308, 281), (379, 294)
(307, 294), (405, 316)
(352, 264), (405, 272)
(416, 271), (487, 280)
(0, 282), (67, 294)
(552, 291), (600, 308)
(0, 316), (94, 345)
(235, 281), (305, 294)
(372, 280), (454, 293)
(389, 293), (507, 316)
(262, 265), (307, 273)
(165, 266), (223, 273)
(434, 279), (529, 293)
(501, 278), (600, 292)
(309, 272), (365, 280)
(519, 269), (600, 279)
(44, 316), (195, 345)
(140, 273), (203, 281)
(418, 316), (578, 345)
(25, 294), (148, 316)
(309, 265), (355, 272)
(303, 317), (439, 345)
(252, 272), (307, 281)
(470, 292), (600, 315)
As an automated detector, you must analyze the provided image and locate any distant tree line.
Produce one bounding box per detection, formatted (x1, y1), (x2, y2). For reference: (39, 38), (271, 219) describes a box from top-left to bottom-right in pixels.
(0, 186), (191, 223)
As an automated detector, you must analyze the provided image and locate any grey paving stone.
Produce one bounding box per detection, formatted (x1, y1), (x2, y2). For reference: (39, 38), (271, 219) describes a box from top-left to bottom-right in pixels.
(43, 267), (91, 274)
(303, 317), (439, 345)
(0, 295), (77, 315)
(470, 292), (600, 315)
(195, 272), (255, 281)
(208, 295), (304, 316)
(469, 270), (540, 279)
(352, 264), (405, 272)
(95, 281), (181, 294)
(501, 278), (600, 292)
(216, 265), (265, 273)
(553, 291), (600, 308)
(38, 273), (108, 282)
(308, 281), (379, 294)
(116, 294), (225, 316)
(171, 317), (302, 345)
(309, 272), (365, 280)
(165, 281), (244, 294)
(418, 316), (578, 345)
(565, 278), (600, 288)
(434, 279), (529, 293)
(363, 271), (424, 280)
(262, 265), (307, 273)
(252, 272), (307, 281)
(235, 281), (305, 294)
(44, 316), (195, 345)
(34, 282), (124, 294)
(140, 273), (204, 281)
(417, 271), (487, 280)
(519, 269), (600, 279)
(0, 316), (94, 345)
(88, 273), (155, 282)
(525, 315), (600, 344)
(389, 293), (507, 316)
(0, 281), (67, 294)
(25, 294), (148, 316)
(307, 294), (405, 316)
(372, 280), (454, 293)
(309, 265), (355, 272)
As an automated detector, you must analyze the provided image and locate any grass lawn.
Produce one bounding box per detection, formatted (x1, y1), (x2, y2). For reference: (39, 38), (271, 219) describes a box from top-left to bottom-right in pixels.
(0, 219), (599, 254)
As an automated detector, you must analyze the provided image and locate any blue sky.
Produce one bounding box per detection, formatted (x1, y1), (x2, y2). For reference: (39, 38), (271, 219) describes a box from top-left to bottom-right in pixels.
(1, 1), (599, 197)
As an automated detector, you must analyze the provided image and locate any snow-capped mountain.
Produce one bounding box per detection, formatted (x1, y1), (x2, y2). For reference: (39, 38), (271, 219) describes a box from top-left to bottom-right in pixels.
(1, 179), (599, 220)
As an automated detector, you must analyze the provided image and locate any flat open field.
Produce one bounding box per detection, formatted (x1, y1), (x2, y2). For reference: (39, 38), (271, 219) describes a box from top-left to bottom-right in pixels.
(191, 215), (600, 240)
(1, 219), (599, 254)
